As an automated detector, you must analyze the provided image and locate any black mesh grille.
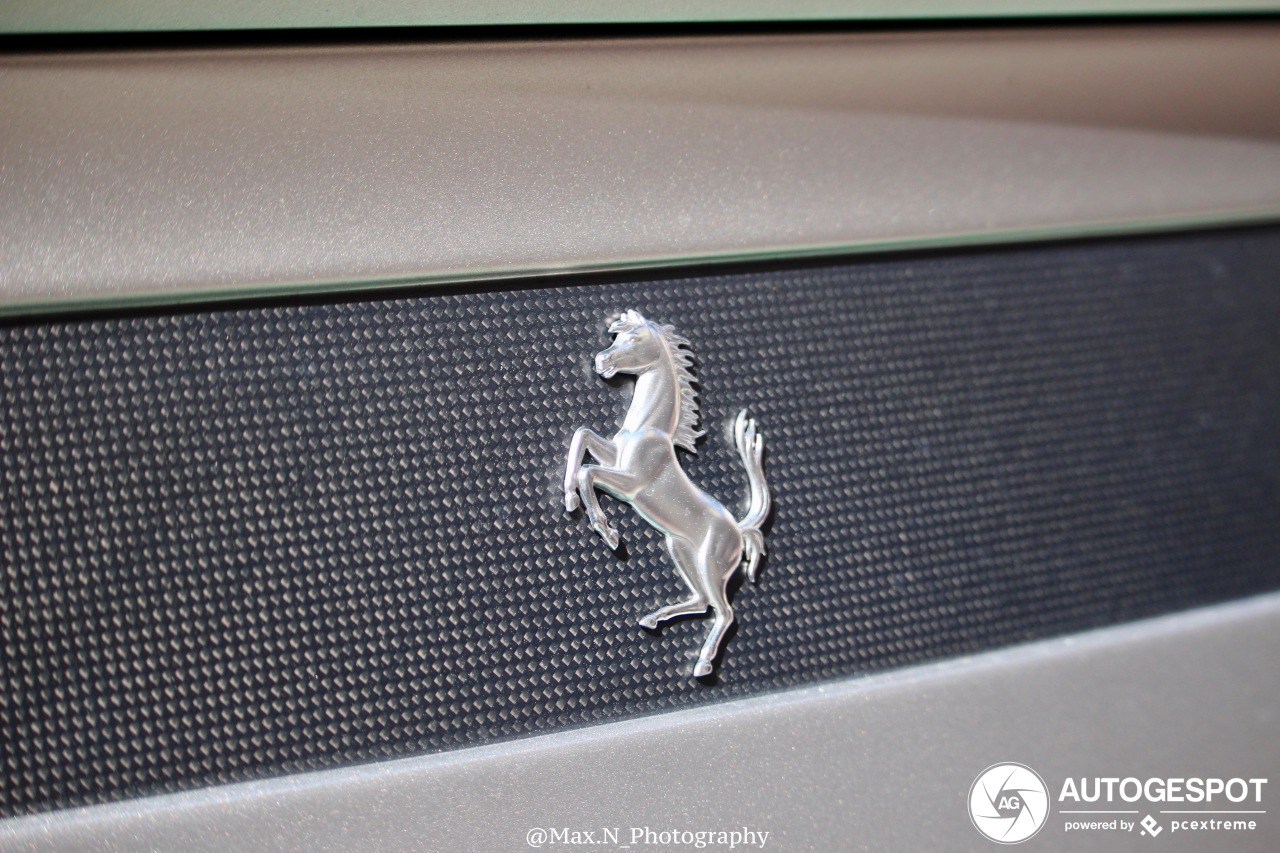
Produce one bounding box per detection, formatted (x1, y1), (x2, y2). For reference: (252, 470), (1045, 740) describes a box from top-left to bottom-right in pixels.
(3, 228), (1280, 816)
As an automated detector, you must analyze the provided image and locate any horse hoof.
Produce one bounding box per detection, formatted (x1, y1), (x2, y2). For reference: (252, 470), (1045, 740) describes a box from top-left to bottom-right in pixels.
(602, 528), (620, 550)
(693, 660), (714, 678)
(639, 614), (659, 630)
(564, 491), (580, 512)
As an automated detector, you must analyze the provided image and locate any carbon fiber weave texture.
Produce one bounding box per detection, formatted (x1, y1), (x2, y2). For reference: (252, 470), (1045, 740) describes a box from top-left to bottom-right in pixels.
(3, 228), (1280, 816)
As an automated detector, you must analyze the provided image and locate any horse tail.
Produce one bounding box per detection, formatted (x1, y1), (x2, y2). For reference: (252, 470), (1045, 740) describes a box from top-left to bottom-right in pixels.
(732, 409), (771, 583)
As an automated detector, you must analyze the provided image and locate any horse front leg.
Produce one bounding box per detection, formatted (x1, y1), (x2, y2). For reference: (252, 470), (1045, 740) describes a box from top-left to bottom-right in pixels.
(575, 465), (640, 552)
(563, 428), (617, 511)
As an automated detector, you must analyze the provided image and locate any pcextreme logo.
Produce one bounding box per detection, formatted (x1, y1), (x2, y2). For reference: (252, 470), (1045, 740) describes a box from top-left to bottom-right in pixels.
(969, 764), (1269, 844)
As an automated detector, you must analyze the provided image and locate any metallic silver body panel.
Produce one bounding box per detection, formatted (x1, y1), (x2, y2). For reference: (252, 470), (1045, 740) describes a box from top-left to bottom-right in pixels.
(3, 27), (1280, 313)
(3, 25), (1277, 850)
(4, 0), (1280, 34)
(4, 592), (1278, 851)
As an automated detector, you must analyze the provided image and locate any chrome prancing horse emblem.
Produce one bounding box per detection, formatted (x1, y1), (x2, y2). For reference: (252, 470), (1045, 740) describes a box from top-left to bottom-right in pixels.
(564, 310), (771, 678)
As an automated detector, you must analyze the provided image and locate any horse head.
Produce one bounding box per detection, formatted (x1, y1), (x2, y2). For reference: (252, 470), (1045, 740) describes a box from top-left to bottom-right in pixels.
(595, 310), (664, 378)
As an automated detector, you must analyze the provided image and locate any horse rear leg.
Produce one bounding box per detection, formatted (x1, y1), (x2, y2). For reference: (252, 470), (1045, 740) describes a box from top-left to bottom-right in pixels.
(695, 608), (733, 678)
(639, 594), (709, 630)
(639, 538), (708, 629)
(694, 556), (736, 678)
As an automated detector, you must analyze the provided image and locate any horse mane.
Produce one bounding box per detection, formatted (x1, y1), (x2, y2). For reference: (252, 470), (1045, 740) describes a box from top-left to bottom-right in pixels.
(611, 310), (704, 453)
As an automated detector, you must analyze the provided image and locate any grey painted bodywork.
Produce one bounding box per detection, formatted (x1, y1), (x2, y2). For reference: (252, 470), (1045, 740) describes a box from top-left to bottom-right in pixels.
(4, 593), (1277, 851)
(4, 26), (1280, 313)
(3, 25), (1278, 851)
(4, 0), (1280, 34)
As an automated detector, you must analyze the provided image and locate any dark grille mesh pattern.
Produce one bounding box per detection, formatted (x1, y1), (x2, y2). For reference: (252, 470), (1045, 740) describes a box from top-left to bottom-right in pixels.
(4, 229), (1280, 817)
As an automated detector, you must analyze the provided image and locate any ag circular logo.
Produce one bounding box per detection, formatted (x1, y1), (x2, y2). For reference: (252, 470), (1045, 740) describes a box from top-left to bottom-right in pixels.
(968, 762), (1050, 844)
